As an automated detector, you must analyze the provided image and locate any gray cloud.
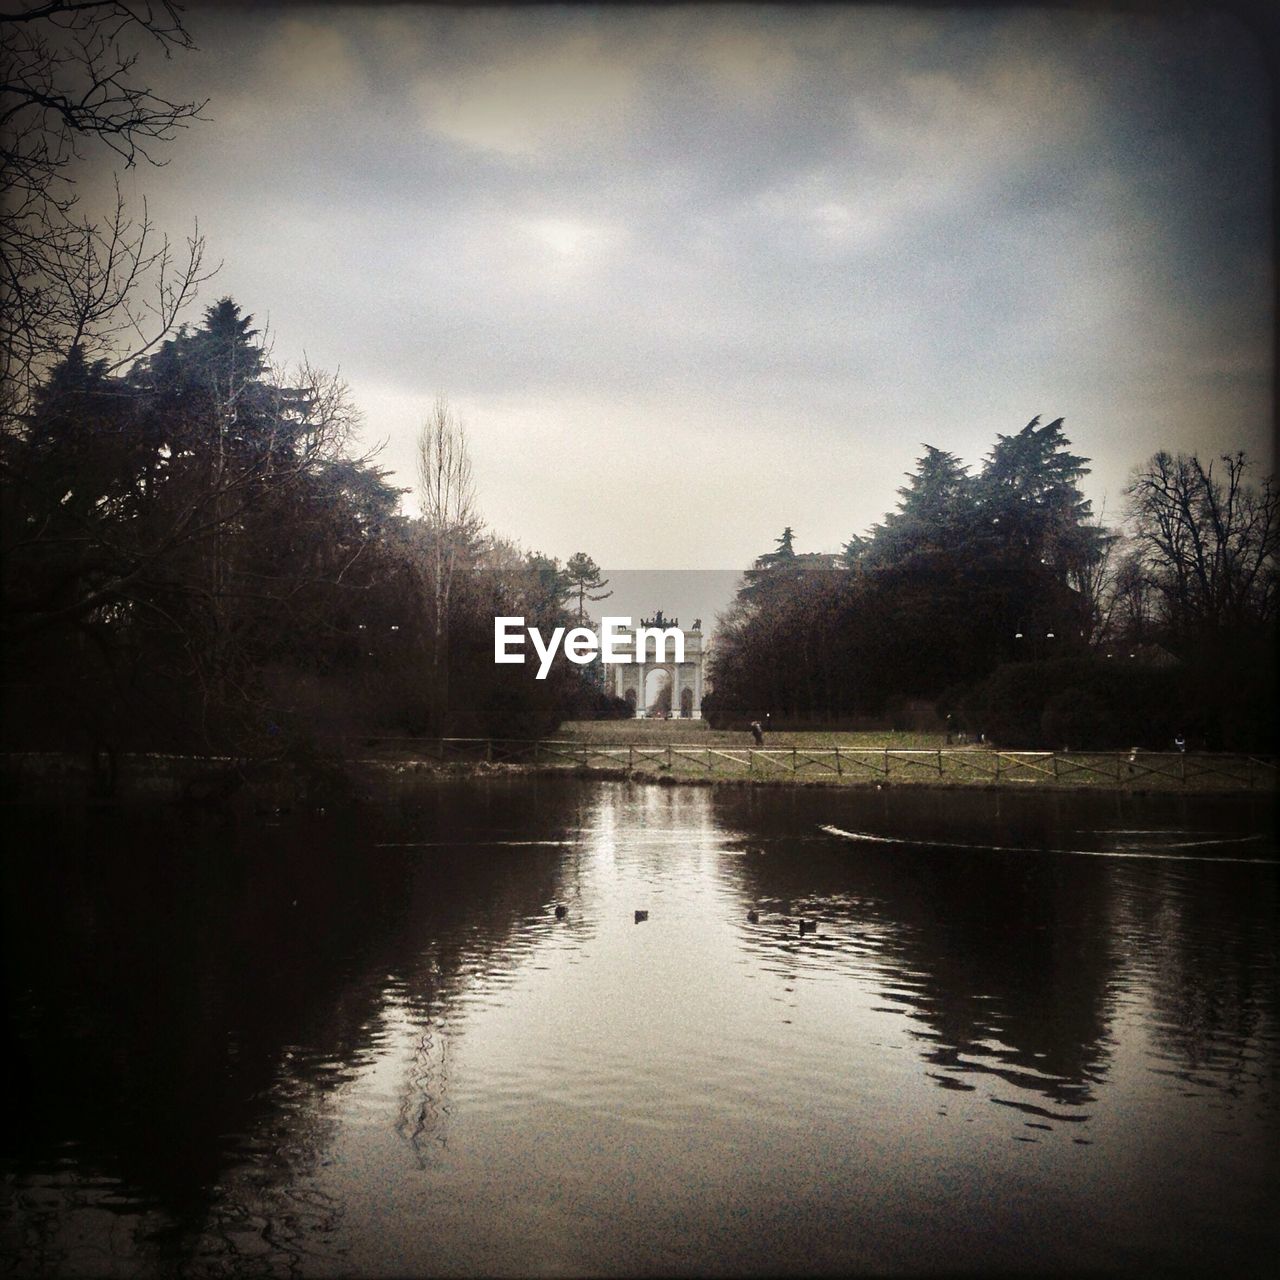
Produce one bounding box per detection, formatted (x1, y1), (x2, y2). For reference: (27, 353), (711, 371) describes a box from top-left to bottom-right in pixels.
(103, 2), (1272, 573)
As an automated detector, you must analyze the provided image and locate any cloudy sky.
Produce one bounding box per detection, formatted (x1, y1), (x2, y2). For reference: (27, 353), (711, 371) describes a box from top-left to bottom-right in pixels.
(113, 1), (1273, 594)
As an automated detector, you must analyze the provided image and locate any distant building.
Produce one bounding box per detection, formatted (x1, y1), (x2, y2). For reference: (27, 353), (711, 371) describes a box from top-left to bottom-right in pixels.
(606, 612), (705, 719)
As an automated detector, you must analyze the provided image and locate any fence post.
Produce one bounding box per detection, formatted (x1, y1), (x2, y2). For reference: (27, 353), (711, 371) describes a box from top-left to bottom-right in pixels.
(835, 746), (842, 776)
(793, 747), (798, 773)
(667, 745), (673, 771)
(629, 745), (634, 770)
(884, 748), (889, 779)
(995, 752), (1001, 783)
(937, 748), (943, 776)
(1052, 754), (1059, 781)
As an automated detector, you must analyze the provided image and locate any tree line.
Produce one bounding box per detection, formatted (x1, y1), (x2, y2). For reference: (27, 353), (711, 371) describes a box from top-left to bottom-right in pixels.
(706, 419), (1277, 750)
(3, 4), (1273, 765)
(0, 297), (631, 761)
(1, 2), (627, 776)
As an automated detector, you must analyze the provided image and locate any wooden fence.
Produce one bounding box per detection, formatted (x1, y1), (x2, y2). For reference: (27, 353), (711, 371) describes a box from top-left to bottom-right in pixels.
(362, 739), (1277, 789)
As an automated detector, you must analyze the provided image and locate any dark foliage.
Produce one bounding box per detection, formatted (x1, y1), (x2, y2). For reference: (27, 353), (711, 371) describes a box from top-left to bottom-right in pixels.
(708, 420), (1276, 751)
(960, 652), (1276, 752)
(1, 299), (590, 764)
(709, 417), (1102, 724)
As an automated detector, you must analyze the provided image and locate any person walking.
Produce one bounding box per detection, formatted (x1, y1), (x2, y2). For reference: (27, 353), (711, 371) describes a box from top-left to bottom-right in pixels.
(750, 720), (764, 746)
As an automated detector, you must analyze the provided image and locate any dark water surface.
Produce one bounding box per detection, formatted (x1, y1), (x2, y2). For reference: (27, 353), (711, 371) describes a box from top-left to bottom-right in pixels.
(2, 780), (1276, 1276)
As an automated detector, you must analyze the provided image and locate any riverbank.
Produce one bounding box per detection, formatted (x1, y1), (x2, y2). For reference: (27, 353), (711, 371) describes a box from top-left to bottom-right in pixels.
(3, 743), (1276, 807)
(369, 753), (1277, 796)
(355, 729), (1277, 795)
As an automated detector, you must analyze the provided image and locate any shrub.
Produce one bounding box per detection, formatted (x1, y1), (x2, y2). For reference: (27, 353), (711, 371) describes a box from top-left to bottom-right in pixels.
(963, 658), (1187, 749)
(1041, 688), (1114, 751)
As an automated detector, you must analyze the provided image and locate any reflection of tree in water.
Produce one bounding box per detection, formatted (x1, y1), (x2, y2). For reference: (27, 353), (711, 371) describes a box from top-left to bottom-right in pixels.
(1109, 862), (1279, 1101)
(1, 1177), (173, 1278)
(712, 787), (1117, 1113)
(384, 781), (605, 1167)
(397, 1016), (451, 1167)
(180, 1069), (348, 1279)
(0, 1062), (349, 1278)
(1, 781), (578, 1273)
(890, 856), (1113, 1111)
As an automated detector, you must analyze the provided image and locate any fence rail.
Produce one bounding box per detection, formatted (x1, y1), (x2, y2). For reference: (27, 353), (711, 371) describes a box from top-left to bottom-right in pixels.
(359, 739), (1277, 789)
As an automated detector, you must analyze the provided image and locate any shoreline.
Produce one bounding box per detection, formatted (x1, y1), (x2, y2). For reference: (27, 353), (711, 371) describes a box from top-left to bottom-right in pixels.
(365, 758), (1280, 799)
(2, 750), (1276, 806)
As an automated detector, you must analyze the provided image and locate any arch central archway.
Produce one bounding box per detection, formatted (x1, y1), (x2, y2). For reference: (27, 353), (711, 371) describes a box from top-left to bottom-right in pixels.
(643, 667), (672, 717)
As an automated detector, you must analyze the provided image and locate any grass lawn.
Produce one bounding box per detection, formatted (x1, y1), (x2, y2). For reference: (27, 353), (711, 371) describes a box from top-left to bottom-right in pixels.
(358, 724), (1273, 791)
(556, 720), (948, 750)
(540, 722), (1273, 790)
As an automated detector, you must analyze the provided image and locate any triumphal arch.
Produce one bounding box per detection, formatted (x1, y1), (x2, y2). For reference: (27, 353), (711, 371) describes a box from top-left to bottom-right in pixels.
(606, 612), (705, 719)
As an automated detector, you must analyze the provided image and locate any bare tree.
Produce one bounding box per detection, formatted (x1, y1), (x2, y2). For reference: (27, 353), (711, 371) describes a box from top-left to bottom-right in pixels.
(2, 1), (213, 418)
(1101, 544), (1155, 646)
(1065, 502), (1121, 647)
(415, 397), (481, 729)
(1123, 450), (1278, 644)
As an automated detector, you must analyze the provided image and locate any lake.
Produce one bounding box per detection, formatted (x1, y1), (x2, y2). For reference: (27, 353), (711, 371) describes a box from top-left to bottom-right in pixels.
(2, 779), (1276, 1275)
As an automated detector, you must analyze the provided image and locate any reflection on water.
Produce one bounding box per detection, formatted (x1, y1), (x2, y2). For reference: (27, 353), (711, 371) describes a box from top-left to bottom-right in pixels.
(1, 781), (1276, 1275)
